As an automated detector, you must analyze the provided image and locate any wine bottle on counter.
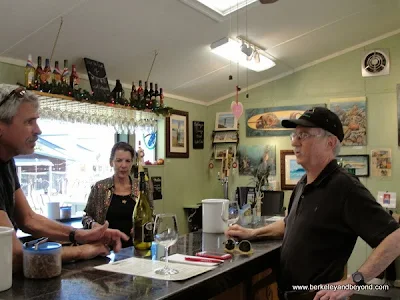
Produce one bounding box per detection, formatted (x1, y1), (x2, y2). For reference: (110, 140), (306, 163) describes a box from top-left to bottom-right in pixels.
(133, 164), (154, 250)
(24, 54), (35, 87)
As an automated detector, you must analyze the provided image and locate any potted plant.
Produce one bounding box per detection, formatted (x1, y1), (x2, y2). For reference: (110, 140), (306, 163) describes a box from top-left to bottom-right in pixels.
(249, 160), (270, 222)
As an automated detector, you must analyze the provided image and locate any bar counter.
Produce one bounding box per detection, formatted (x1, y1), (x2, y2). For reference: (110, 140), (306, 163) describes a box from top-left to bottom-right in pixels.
(1, 230), (282, 300)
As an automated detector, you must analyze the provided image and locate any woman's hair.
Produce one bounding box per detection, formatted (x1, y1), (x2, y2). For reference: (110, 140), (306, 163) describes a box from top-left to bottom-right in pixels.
(109, 142), (135, 164)
(0, 85), (39, 124)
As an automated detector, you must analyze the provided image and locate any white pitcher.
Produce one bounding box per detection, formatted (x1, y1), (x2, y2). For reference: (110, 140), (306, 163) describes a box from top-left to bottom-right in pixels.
(0, 226), (13, 292)
(201, 199), (229, 233)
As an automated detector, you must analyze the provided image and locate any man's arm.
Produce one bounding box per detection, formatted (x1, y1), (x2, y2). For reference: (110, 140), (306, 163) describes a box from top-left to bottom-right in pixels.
(0, 210), (110, 274)
(226, 219), (285, 240)
(13, 189), (129, 251)
(357, 227), (400, 282)
(14, 189), (77, 241)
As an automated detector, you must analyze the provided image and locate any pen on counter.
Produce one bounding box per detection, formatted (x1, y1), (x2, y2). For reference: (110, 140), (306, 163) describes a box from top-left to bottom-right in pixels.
(184, 257), (224, 264)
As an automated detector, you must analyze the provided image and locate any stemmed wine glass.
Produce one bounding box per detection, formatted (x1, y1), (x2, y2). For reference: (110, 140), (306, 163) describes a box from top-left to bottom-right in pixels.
(153, 213), (179, 275)
(228, 200), (240, 226)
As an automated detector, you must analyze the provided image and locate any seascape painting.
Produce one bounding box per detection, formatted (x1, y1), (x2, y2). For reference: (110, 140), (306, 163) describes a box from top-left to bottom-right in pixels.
(237, 144), (276, 176)
(245, 104), (326, 137)
(289, 159), (305, 181)
(329, 97), (367, 146)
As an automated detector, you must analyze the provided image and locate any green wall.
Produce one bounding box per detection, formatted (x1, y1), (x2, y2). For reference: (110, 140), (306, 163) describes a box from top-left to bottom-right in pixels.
(205, 33), (400, 276)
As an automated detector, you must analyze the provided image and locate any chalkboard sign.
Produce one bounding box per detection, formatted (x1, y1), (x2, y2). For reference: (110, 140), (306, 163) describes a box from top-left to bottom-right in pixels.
(84, 57), (111, 102)
(151, 176), (162, 200)
(193, 121), (204, 149)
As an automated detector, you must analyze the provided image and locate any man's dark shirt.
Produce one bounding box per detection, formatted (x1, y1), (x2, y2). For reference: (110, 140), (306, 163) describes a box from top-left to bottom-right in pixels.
(279, 159), (400, 292)
(0, 158), (21, 229)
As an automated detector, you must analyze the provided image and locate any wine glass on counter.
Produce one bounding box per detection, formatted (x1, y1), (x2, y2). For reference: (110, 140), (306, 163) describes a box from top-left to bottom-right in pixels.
(228, 200), (240, 226)
(153, 213), (179, 275)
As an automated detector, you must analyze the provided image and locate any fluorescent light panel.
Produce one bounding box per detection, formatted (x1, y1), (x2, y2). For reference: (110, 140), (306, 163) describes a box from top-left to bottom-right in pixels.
(197, 0), (258, 16)
(211, 37), (276, 72)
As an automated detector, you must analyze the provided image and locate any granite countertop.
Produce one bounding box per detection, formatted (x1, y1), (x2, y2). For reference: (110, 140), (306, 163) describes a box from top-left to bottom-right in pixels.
(2, 230), (282, 300)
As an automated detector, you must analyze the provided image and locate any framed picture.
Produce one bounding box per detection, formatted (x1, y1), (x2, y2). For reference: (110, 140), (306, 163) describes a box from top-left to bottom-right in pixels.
(213, 131), (238, 143)
(280, 150), (305, 190)
(214, 143), (237, 160)
(215, 112), (238, 131)
(337, 155), (370, 177)
(166, 110), (189, 158)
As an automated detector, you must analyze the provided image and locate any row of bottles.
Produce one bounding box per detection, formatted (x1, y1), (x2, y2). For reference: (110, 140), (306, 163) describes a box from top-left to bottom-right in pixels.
(25, 54), (79, 89)
(111, 79), (164, 110)
(133, 142), (154, 251)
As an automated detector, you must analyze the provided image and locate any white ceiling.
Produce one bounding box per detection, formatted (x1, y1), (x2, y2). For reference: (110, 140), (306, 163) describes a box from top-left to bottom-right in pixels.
(1, 0), (400, 105)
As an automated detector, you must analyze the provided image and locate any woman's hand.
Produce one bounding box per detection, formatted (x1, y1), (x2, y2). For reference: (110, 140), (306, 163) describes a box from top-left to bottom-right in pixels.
(225, 224), (256, 240)
(75, 221), (129, 252)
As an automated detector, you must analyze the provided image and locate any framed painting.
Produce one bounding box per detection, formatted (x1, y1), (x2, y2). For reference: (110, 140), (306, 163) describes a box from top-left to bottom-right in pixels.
(280, 150), (305, 190)
(166, 110), (189, 158)
(329, 97), (367, 146)
(337, 154), (369, 177)
(214, 143), (237, 160)
(215, 112), (238, 131)
(245, 104), (326, 137)
(213, 131), (238, 143)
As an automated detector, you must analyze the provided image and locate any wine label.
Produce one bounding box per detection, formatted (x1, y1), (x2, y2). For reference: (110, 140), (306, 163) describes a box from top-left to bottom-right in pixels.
(134, 221), (154, 243)
(143, 221), (154, 243)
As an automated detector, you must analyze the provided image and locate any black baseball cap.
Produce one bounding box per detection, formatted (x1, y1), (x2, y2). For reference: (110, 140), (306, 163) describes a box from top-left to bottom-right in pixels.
(281, 107), (344, 142)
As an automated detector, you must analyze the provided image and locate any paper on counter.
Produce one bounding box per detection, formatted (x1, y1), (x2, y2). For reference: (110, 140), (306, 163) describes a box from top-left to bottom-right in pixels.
(167, 254), (220, 267)
(94, 256), (216, 281)
(265, 216), (284, 222)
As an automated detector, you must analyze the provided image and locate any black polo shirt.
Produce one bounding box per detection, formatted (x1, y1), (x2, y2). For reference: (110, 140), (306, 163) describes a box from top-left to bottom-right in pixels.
(0, 158), (20, 229)
(278, 159), (400, 292)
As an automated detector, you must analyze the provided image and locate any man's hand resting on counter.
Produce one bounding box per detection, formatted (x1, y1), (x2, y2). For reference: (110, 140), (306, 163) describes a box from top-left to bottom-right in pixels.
(225, 224), (256, 240)
(75, 221), (129, 253)
(78, 243), (111, 260)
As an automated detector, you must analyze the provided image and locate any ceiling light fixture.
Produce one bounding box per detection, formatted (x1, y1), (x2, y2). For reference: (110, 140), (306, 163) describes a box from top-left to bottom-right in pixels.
(210, 37), (275, 72)
(197, 0), (259, 16)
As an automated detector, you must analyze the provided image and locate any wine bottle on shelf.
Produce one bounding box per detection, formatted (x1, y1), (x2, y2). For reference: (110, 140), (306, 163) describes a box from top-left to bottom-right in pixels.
(133, 164), (154, 250)
(24, 54), (35, 87)
(159, 88), (164, 107)
(148, 82), (154, 109)
(154, 83), (159, 108)
(137, 80), (143, 96)
(112, 79), (125, 105)
(43, 58), (52, 84)
(69, 64), (79, 89)
(130, 81), (138, 108)
(61, 60), (69, 84)
(144, 81), (149, 107)
(52, 61), (62, 85)
(34, 56), (43, 85)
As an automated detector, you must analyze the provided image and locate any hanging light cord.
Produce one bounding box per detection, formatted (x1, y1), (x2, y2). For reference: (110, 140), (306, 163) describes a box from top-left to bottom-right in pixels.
(147, 50), (159, 82)
(50, 17), (64, 63)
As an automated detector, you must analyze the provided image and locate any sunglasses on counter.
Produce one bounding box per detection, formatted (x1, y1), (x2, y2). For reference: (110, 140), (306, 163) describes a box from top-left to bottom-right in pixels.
(0, 87), (26, 108)
(224, 238), (253, 255)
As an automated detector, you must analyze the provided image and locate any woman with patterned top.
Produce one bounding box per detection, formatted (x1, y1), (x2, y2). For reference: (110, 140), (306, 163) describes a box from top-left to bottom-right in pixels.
(82, 142), (154, 248)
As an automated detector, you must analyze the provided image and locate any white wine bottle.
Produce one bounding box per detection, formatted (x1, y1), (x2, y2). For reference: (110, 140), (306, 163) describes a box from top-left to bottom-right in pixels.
(133, 166), (154, 250)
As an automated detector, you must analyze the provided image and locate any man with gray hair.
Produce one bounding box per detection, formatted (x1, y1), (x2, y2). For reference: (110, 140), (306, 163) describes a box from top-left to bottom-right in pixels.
(226, 107), (400, 299)
(0, 84), (129, 273)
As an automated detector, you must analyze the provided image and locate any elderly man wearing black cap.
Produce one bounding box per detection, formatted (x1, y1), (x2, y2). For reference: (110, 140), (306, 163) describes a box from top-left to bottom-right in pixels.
(226, 107), (400, 300)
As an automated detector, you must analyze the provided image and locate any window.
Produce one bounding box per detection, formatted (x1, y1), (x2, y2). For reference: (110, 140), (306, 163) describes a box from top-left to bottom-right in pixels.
(15, 119), (115, 217)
